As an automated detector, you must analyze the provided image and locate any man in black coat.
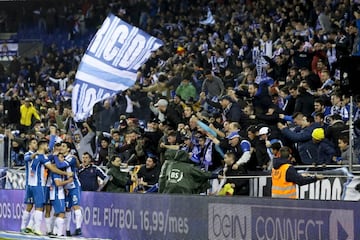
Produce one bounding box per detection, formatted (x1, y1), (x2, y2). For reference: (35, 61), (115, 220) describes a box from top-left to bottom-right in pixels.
(294, 86), (315, 117)
(154, 98), (182, 130)
(219, 95), (248, 129)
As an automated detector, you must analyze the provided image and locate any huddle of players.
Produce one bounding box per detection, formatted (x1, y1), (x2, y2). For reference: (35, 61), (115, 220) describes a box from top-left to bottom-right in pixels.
(19, 125), (83, 236)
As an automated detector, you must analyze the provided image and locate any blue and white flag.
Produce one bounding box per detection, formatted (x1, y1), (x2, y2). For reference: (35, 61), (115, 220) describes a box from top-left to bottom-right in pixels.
(199, 7), (215, 25)
(72, 14), (163, 121)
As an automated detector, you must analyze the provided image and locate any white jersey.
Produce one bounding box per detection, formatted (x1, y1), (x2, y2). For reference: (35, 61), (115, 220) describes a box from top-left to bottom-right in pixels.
(28, 154), (51, 187)
(49, 173), (66, 200)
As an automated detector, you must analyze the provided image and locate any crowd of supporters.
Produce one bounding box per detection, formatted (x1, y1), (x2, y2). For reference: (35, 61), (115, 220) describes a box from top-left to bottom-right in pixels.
(1, 0), (360, 194)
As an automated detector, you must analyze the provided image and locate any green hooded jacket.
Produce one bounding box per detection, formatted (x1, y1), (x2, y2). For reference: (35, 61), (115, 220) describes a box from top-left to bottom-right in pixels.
(158, 149), (212, 194)
(105, 162), (129, 193)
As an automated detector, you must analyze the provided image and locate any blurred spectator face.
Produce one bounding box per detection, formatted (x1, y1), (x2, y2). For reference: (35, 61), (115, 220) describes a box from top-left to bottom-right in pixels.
(289, 88), (298, 98)
(101, 139), (109, 148)
(243, 105), (253, 115)
(248, 84), (257, 97)
(223, 121), (230, 132)
(183, 106), (193, 118)
(198, 136), (206, 147)
(289, 68), (298, 77)
(314, 102), (324, 113)
(300, 69), (309, 78)
(338, 139), (348, 151)
(259, 133), (267, 140)
(247, 130), (256, 140)
(330, 95), (341, 106)
(320, 70), (330, 82)
(167, 134), (177, 145)
(111, 156), (122, 167)
(112, 132), (120, 142)
(74, 134), (81, 143)
(145, 157), (156, 169)
(300, 80), (309, 89)
(82, 153), (92, 167)
(205, 72), (213, 80)
(189, 117), (198, 130)
(11, 140), (20, 148)
(228, 136), (239, 147)
(219, 98), (230, 109)
(64, 134), (73, 143)
(300, 116), (310, 128)
(173, 95), (182, 103)
(314, 115), (324, 124)
(224, 153), (234, 166)
(125, 132), (137, 143)
(104, 100), (111, 109)
(294, 114), (304, 126)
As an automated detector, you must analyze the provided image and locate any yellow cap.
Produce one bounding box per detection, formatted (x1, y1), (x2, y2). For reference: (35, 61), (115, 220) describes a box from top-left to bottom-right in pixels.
(312, 128), (325, 141)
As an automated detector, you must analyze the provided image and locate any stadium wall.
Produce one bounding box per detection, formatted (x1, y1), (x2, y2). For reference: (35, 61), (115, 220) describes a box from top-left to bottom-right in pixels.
(0, 189), (359, 239)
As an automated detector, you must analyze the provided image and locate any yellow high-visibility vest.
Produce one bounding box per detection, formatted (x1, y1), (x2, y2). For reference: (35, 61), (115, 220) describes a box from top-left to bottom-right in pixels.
(272, 164), (297, 199)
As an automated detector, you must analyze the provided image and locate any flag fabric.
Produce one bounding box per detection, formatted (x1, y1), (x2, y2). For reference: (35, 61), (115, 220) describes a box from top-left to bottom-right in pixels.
(72, 14), (163, 121)
(199, 7), (215, 25)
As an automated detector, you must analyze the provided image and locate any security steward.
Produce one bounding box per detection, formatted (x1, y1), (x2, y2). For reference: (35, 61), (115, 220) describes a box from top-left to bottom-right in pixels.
(271, 146), (324, 199)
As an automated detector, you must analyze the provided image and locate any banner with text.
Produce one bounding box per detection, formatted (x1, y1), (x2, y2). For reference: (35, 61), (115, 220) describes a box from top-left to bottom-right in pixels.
(72, 14), (163, 121)
(0, 190), (359, 239)
(3, 167), (360, 200)
(250, 167), (357, 200)
(0, 40), (18, 59)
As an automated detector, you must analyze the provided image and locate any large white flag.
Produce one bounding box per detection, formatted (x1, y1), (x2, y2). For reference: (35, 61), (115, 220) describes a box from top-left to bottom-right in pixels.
(72, 14), (163, 121)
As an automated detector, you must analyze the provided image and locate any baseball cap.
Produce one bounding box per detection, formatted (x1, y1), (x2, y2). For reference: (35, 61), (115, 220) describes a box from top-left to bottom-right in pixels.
(227, 131), (240, 140)
(154, 99), (168, 107)
(149, 118), (160, 124)
(258, 127), (269, 135)
(219, 95), (232, 102)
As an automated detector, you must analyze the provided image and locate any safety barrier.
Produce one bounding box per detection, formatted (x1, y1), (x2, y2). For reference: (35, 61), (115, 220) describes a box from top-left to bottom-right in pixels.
(2, 166), (360, 201)
(0, 189), (359, 239)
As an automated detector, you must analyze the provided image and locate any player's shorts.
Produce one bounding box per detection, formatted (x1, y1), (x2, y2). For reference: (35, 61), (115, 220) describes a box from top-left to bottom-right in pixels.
(44, 186), (51, 205)
(65, 187), (81, 209)
(23, 186), (34, 204)
(29, 186), (46, 208)
(51, 198), (65, 215)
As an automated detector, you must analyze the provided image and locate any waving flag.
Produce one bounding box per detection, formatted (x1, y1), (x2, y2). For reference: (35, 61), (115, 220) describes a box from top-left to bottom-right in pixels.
(72, 14), (163, 121)
(199, 7), (215, 25)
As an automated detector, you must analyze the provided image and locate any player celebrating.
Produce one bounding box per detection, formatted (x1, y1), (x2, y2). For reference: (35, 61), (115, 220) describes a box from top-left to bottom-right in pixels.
(53, 141), (83, 236)
(20, 138), (38, 233)
(50, 153), (73, 236)
(27, 139), (73, 235)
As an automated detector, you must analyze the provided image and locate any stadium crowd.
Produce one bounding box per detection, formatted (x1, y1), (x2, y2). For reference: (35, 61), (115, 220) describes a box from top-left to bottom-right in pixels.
(1, 0), (360, 197)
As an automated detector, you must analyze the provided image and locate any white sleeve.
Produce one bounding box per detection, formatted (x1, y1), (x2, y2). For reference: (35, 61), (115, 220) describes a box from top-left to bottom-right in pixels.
(236, 151), (251, 165)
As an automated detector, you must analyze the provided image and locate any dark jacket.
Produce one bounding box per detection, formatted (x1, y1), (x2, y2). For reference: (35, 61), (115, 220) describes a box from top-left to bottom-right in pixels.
(137, 164), (161, 188)
(163, 106), (183, 129)
(281, 123), (321, 164)
(273, 157), (317, 186)
(315, 138), (337, 165)
(78, 164), (108, 191)
(105, 162), (129, 192)
(325, 120), (348, 156)
(158, 149), (212, 194)
(294, 91), (315, 116)
(223, 102), (247, 124)
(219, 164), (249, 195)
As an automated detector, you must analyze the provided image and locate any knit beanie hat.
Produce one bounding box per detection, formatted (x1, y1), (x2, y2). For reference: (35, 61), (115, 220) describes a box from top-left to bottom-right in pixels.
(312, 128), (325, 141)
